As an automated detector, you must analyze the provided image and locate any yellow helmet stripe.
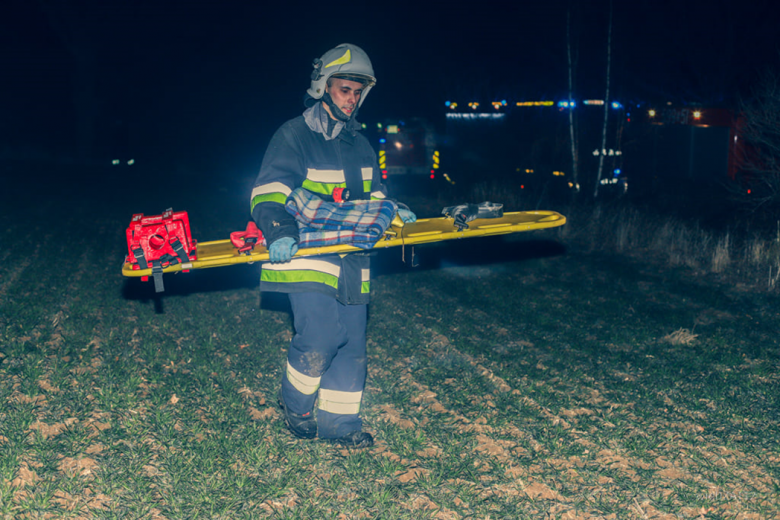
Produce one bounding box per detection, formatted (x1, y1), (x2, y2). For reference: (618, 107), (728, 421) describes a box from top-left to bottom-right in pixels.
(324, 49), (351, 68)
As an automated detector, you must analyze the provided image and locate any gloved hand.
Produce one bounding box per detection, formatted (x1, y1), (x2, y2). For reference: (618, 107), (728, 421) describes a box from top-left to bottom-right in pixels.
(269, 237), (298, 263)
(397, 208), (417, 224)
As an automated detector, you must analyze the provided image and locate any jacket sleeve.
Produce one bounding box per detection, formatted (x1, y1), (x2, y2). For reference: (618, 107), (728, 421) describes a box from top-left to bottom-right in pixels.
(250, 124), (302, 245)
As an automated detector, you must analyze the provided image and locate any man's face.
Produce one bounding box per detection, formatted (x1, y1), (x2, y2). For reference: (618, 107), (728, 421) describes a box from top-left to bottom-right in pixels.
(324, 78), (364, 119)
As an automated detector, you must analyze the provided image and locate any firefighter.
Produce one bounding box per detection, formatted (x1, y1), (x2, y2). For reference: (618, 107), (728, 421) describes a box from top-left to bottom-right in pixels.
(250, 43), (416, 448)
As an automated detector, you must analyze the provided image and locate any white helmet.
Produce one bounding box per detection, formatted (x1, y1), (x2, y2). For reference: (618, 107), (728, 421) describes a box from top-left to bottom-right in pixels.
(307, 43), (376, 109)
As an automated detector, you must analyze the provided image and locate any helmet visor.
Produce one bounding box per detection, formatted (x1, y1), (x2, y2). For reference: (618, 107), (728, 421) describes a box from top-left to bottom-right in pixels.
(330, 73), (374, 88)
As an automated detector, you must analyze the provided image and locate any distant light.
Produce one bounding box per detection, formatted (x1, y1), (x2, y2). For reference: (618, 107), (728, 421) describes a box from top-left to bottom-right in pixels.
(111, 159), (120, 165)
(430, 173), (435, 179)
(394, 141), (402, 150)
(552, 171), (565, 176)
(381, 169), (387, 174)
(501, 100), (507, 106)
(361, 123), (367, 129)
(446, 113), (506, 120)
(430, 170), (435, 174)
(648, 109), (657, 117)
(379, 138), (386, 144)
(516, 101), (554, 107)
(377, 123), (383, 129)
(525, 169), (534, 173)
(387, 125), (399, 134)
(583, 99), (604, 106)
(382, 173), (388, 179)
(611, 101), (623, 109)
(127, 159), (135, 166)
(449, 102), (458, 110)
(614, 168), (621, 176)
(693, 110), (702, 120)
(747, 189), (751, 194)
(557, 100), (576, 108)
(520, 185), (524, 189)
(445, 101), (451, 107)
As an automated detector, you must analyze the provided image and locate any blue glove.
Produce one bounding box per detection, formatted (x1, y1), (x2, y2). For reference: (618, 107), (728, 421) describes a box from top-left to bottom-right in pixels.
(269, 237), (298, 263)
(398, 208), (417, 224)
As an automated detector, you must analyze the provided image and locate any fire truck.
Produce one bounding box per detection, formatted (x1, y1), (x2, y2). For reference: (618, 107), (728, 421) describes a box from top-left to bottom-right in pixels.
(375, 118), (443, 185)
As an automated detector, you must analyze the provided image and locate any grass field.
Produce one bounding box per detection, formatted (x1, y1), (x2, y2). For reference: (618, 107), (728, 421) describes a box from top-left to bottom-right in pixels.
(1, 166), (779, 519)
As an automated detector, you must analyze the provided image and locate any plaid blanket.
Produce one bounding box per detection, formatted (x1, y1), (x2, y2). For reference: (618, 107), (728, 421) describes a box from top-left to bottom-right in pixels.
(285, 188), (398, 249)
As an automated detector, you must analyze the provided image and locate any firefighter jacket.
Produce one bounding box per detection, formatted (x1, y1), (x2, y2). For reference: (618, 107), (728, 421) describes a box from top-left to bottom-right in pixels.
(250, 104), (388, 305)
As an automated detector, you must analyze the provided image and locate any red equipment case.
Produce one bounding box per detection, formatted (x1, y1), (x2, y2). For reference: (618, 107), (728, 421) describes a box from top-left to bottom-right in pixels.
(125, 209), (197, 292)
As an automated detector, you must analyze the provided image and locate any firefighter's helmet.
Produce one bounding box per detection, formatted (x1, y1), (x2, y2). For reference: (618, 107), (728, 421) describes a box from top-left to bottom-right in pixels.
(307, 43), (375, 108)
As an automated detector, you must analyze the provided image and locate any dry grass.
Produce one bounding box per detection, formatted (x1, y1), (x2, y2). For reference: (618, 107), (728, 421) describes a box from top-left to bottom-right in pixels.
(543, 203), (780, 292)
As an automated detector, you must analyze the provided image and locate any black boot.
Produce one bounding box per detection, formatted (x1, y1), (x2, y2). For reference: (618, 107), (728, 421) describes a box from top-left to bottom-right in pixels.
(278, 390), (317, 439)
(324, 430), (374, 448)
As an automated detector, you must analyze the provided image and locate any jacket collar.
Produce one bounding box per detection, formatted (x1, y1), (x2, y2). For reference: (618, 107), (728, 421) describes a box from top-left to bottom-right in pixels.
(303, 102), (344, 141)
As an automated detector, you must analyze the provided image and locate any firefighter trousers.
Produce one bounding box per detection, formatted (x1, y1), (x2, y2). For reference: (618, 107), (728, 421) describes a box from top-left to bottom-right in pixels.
(281, 292), (367, 439)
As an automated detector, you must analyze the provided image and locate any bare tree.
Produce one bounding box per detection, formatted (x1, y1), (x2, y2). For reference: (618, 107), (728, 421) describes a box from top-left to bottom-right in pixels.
(593, 0), (613, 198)
(566, 4), (579, 196)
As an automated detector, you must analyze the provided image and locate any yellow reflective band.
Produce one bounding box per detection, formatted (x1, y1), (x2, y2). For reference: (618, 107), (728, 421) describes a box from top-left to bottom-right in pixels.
(324, 48), (351, 69)
(262, 269), (338, 289)
(362, 180), (372, 192)
(287, 361), (321, 395)
(361, 167), (373, 180)
(307, 169), (346, 183)
(302, 179), (346, 195)
(251, 192), (287, 211)
(361, 281), (370, 294)
(250, 182), (292, 211)
(318, 389), (362, 414)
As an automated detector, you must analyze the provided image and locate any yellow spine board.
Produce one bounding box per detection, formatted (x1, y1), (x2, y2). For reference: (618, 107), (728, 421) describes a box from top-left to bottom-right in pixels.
(122, 211), (566, 278)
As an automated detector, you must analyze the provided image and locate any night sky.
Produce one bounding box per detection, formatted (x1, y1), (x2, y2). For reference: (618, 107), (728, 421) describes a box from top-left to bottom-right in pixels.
(3, 0), (779, 174)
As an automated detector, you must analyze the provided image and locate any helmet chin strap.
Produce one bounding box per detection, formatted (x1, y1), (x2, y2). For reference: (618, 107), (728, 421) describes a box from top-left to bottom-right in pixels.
(322, 91), (354, 122)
